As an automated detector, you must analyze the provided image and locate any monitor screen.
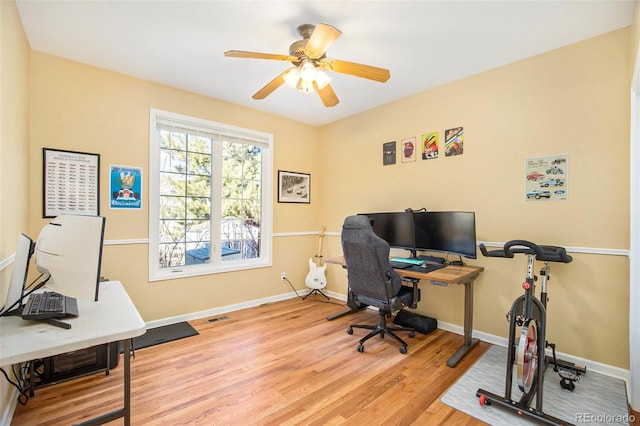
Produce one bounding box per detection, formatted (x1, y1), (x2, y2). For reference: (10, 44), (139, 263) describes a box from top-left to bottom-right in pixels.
(1, 233), (34, 315)
(35, 215), (106, 301)
(358, 212), (415, 250)
(413, 211), (477, 259)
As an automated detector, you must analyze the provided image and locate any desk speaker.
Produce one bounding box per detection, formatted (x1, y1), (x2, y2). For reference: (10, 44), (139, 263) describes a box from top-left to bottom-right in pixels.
(393, 310), (437, 334)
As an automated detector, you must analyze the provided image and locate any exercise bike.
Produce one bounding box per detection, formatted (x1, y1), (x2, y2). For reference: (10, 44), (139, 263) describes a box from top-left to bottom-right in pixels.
(476, 240), (586, 425)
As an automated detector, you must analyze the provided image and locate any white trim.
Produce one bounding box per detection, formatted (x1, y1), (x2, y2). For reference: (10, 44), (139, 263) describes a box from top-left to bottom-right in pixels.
(104, 239), (148, 246)
(0, 253), (15, 272)
(99, 236), (630, 258)
(629, 41), (640, 411)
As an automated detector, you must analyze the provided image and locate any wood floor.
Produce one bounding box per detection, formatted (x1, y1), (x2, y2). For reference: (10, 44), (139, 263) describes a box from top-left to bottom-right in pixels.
(11, 295), (491, 425)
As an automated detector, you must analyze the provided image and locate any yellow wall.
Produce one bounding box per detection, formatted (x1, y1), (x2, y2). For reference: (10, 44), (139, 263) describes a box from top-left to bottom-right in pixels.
(28, 52), (323, 321)
(0, 0), (633, 392)
(320, 28), (631, 368)
(0, 0), (31, 416)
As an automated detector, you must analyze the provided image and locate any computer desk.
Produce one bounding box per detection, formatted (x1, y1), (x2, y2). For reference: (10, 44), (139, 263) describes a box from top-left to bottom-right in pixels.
(325, 256), (484, 367)
(0, 281), (145, 425)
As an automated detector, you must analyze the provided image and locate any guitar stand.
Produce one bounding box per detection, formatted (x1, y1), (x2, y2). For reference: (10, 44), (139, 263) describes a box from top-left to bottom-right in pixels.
(303, 288), (330, 301)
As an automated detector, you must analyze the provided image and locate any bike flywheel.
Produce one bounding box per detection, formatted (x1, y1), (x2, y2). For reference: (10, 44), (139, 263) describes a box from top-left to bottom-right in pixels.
(516, 318), (538, 393)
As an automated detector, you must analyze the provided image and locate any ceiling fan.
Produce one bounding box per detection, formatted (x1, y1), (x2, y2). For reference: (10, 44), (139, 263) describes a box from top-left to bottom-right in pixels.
(224, 23), (390, 107)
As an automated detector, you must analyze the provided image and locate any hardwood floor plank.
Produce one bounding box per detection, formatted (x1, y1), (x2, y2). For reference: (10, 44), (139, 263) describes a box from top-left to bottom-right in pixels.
(11, 296), (489, 425)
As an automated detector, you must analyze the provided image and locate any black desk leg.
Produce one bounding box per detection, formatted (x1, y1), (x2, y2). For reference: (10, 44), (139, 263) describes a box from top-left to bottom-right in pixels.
(326, 289), (367, 320)
(446, 279), (479, 367)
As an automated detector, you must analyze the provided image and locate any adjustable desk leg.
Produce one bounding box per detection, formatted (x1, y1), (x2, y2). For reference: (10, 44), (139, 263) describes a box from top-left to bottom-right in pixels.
(326, 289), (366, 320)
(446, 279), (480, 367)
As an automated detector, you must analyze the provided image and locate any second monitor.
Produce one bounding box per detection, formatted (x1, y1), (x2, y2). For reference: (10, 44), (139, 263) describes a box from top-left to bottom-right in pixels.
(359, 211), (477, 261)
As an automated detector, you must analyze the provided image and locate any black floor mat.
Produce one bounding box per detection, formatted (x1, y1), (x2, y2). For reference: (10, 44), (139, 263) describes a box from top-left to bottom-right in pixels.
(120, 321), (198, 352)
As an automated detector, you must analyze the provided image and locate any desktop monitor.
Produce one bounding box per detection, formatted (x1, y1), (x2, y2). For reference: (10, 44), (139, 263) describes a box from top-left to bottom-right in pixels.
(35, 214), (106, 301)
(358, 212), (415, 252)
(413, 211), (477, 259)
(0, 233), (34, 315)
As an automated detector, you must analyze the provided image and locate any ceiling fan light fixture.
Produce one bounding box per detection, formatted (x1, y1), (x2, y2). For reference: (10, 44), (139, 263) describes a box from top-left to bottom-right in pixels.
(283, 67), (300, 88)
(296, 79), (314, 93)
(299, 60), (317, 81)
(314, 70), (331, 90)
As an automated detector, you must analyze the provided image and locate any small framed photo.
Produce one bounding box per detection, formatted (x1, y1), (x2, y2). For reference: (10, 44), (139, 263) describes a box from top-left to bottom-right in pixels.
(278, 170), (310, 204)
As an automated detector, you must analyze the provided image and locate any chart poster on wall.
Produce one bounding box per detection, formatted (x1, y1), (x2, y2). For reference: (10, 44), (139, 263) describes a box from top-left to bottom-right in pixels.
(444, 127), (464, 156)
(110, 165), (142, 209)
(421, 132), (439, 159)
(401, 137), (416, 163)
(525, 154), (568, 201)
(43, 148), (100, 218)
(383, 141), (396, 165)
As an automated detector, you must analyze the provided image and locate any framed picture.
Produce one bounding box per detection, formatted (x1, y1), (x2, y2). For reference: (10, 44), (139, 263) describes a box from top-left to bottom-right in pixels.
(278, 170), (310, 204)
(110, 165), (142, 209)
(43, 148), (100, 218)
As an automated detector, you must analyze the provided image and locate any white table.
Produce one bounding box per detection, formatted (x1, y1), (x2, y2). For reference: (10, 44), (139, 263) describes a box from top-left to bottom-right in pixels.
(0, 281), (146, 425)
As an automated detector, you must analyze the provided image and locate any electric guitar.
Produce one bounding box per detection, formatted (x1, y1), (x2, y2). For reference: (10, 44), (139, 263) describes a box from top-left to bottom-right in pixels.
(305, 227), (327, 290)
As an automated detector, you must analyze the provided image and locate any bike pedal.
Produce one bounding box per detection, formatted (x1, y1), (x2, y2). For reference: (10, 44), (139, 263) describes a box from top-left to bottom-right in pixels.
(558, 368), (580, 382)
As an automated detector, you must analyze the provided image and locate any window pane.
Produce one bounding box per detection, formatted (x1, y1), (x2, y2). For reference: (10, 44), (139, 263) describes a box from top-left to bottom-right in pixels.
(159, 242), (185, 267)
(186, 175), (211, 197)
(160, 131), (187, 150)
(159, 220), (186, 243)
(186, 151), (211, 176)
(160, 196), (186, 220)
(243, 180), (261, 199)
(188, 135), (212, 154)
(160, 172), (186, 196)
(160, 149), (187, 173)
(186, 197), (211, 219)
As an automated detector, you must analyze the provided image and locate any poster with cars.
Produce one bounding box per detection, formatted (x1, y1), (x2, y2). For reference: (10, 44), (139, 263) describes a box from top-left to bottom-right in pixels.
(110, 165), (142, 209)
(525, 154), (568, 201)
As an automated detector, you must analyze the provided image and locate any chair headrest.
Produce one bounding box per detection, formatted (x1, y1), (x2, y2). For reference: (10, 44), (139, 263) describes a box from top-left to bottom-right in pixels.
(342, 215), (372, 230)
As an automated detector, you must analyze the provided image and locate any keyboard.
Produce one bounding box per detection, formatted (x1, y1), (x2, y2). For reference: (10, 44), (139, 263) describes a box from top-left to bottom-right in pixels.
(21, 292), (79, 320)
(390, 262), (446, 273)
(389, 260), (414, 269)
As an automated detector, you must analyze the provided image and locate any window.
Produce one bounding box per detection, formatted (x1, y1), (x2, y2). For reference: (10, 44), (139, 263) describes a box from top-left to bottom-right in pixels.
(149, 109), (273, 281)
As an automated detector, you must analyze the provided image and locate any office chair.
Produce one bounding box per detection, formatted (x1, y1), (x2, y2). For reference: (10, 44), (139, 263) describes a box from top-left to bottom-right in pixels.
(341, 215), (420, 354)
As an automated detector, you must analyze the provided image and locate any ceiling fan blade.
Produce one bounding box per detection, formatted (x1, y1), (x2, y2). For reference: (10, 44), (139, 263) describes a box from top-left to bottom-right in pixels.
(304, 24), (341, 59)
(314, 82), (339, 107)
(224, 50), (298, 62)
(319, 58), (390, 83)
(252, 68), (293, 100)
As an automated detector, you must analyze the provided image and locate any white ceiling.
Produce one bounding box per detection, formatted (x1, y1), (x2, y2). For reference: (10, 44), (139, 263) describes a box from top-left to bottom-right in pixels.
(16, 0), (635, 127)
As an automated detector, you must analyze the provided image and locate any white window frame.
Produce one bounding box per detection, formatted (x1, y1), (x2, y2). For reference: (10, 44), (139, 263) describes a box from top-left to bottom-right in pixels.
(148, 108), (273, 281)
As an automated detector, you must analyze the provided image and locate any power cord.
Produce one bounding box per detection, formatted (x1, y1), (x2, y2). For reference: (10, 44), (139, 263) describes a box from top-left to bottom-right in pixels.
(282, 277), (344, 306)
(1, 365), (29, 405)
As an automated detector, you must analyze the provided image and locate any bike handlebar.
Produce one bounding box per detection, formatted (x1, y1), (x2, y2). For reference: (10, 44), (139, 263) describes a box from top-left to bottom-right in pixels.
(479, 239), (572, 263)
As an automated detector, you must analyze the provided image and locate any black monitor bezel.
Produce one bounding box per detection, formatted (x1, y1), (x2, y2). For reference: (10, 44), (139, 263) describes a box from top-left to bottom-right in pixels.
(413, 211), (477, 259)
(357, 211), (416, 251)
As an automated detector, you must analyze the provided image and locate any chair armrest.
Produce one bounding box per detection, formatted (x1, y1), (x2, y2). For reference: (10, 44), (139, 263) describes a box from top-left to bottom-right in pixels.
(402, 277), (420, 309)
